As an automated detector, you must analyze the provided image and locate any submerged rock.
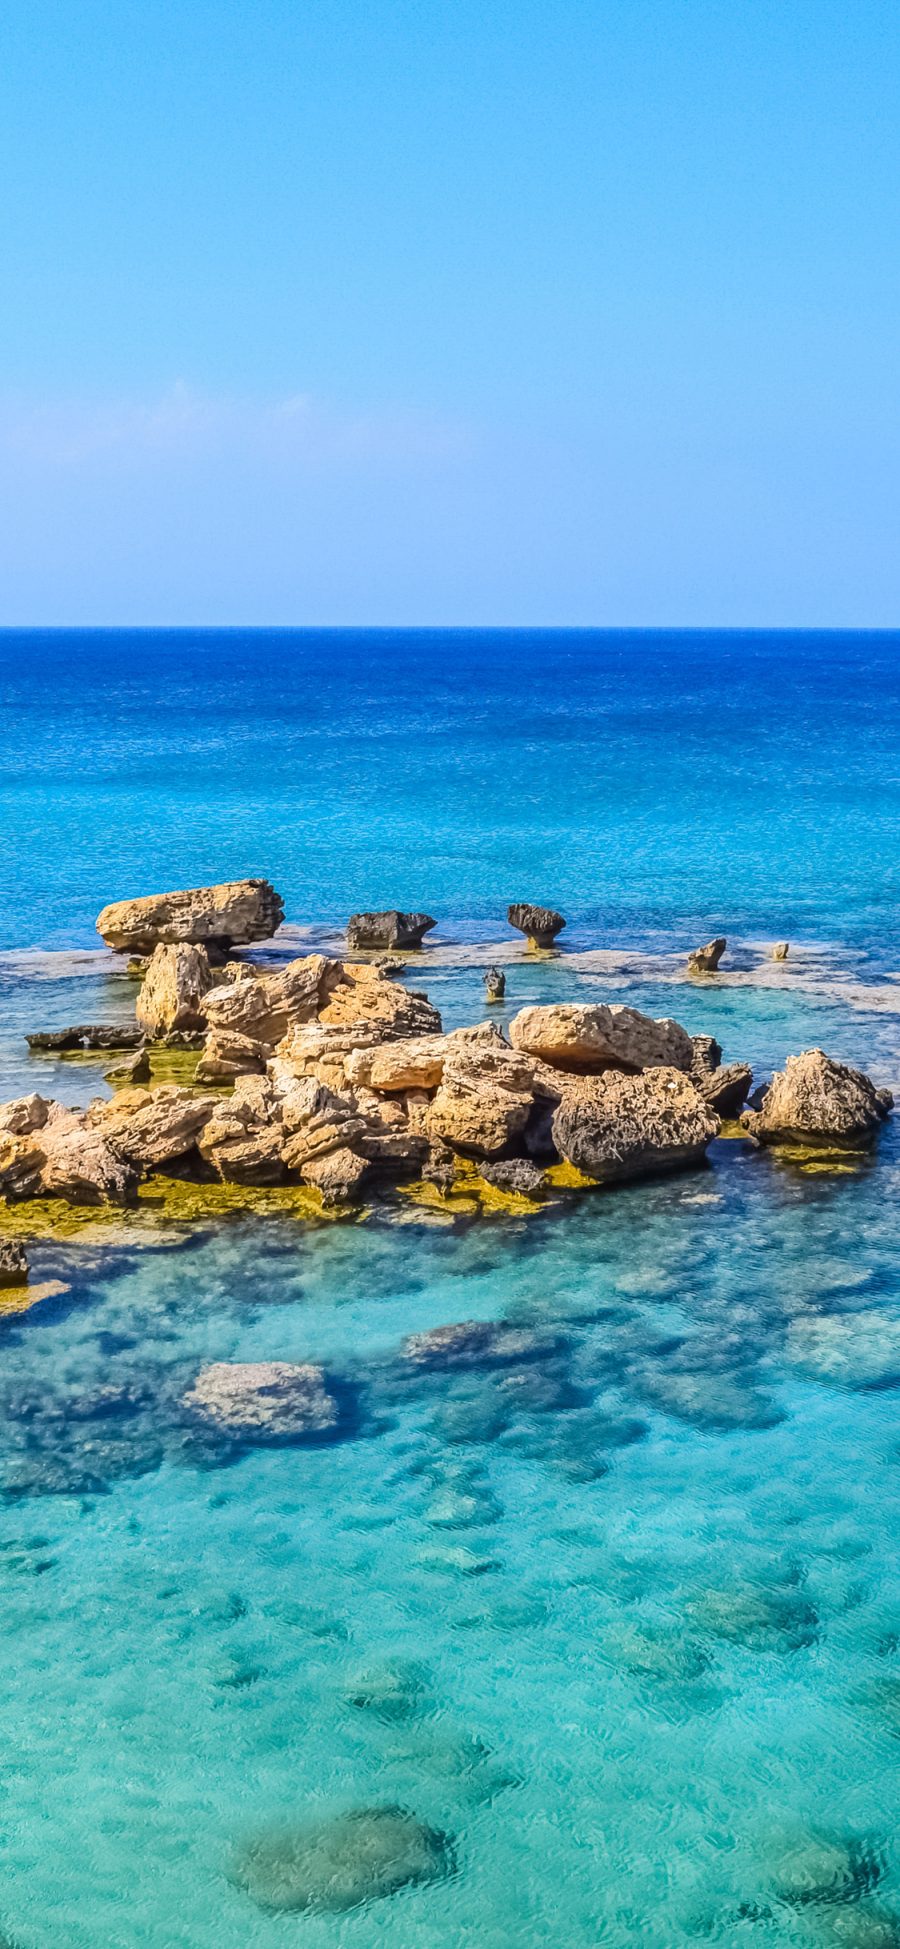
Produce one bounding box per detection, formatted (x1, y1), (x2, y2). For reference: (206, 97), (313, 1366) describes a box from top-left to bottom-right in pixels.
(785, 1314), (900, 1391)
(0, 1239), (28, 1285)
(506, 903), (566, 948)
(551, 1067), (718, 1182)
(346, 911), (436, 950)
(509, 1002), (694, 1075)
(687, 937), (727, 974)
(96, 877), (284, 953)
(402, 1319), (560, 1370)
(823, 1909), (900, 1948)
(771, 1831), (884, 1908)
(684, 1579), (818, 1652)
(135, 943), (214, 1035)
(742, 1050), (892, 1150)
(342, 1659), (429, 1723)
(184, 1362), (340, 1441)
(234, 1804), (454, 1913)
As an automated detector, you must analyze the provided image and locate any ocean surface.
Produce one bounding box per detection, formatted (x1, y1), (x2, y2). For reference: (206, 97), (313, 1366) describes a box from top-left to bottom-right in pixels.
(2, 629), (900, 1947)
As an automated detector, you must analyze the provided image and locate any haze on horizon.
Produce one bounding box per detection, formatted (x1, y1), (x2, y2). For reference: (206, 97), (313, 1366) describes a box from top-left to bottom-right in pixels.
(1, 0), (898, 628)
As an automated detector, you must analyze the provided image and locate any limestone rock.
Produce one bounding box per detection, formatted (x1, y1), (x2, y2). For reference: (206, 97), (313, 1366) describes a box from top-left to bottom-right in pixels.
(484, 966), (506, 1001)
(272, 1024), (381, 1092)
(105, 1045), (151, 1085)
(772, 941), (790, 961)
(741, 1050), (892, 1149)
(344, 1036), (447, 1094)
(0, 1094), (56, 1136)
(0, 1239), (29, 1285)
(39, 1119), (139, 1204)
(136, 943), (214, 1035)
(479, 1158), (549, 1196)
(319, 966), (442, 1038)
(204, 954), (338, 1047)
(687, 937), (726, 974)
(696, 1062), (753, 1117)
(195, 1028), (267, 1084)
(509, 1001), (693, 1075)
(346, 911), (436, 950)
(0, 1135), (45, 1199)
(551, 1066), (719, 1182)
(690, 1034), (722, 1077)
(184, 1361), (339, 1440)
(96, 877), (284, 953)
(403, 1319), (559, 1368)
(301, 1146), (371, 1205)
(507, 902), (566, 948)
(26, 1025), (144, 1051)
(89, 1085), (216, 1167)
(426, 1044), (535, 1158)
(198, 1077), (286, 1183)
(234, 1804), (453, 1913)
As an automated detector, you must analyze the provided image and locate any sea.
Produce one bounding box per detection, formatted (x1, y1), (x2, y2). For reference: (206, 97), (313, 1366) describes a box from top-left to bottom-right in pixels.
(1, 628), (900, 1947)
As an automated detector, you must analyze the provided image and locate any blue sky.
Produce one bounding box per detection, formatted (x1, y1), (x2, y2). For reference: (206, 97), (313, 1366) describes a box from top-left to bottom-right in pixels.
(1, 0), (898, 624)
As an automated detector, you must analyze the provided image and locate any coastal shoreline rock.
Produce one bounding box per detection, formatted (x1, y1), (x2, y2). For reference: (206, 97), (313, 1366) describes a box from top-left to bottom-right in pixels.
(346, 911), (436, 950)
(509, 1002), (694, 1075)
(96, 878), (284, 954)
(741, 1049), (892, 1149)
(552, 1067), (719, 1182)
(0, 1239), (29, 1285)
(136, 944), (214, 1035)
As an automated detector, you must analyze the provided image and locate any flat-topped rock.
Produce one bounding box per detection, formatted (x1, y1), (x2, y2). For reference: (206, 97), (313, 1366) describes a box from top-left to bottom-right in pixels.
(742, 1049), (892, 1149)
(507, 903), (566, 948)
(26, 1025), (145, 1052)
(346, 911), (436, 950)
(184, 1361), (339, 1440)
(552, 1066), (719, 1182)
(509, 1001), (694, 1075)
(96, 878), (284, 954)
(136, 943), (214, 1035)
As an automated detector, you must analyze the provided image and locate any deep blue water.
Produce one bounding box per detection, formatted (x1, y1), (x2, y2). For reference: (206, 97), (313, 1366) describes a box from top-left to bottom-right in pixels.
(2, 630), (900, 1947)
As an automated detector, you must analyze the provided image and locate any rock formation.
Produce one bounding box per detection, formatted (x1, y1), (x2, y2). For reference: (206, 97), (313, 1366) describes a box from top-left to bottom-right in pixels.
(509, 1001), (694, 1074)
(741, 1049), (892, 1148)
(552, 1067), (719, 1182)
(346, 911), (436, 950)
(234, 1805), (453, 1913)
(0, 1239), (28, 1285)
(772, 942), (790, 960)
(104, 1046), (151, 1086)
(483, 966), (506, 1001)
(26, 1026), (145, 1051)
(136, 943), (214, 1035)
(687, 937), (726, 974)
(89, 1085), (217, 1167)
(184, 1361), (339, 1440)
(507, 903), (566, 948)
(695, 1062), (753, 1118)
(96, 878), (284, 954)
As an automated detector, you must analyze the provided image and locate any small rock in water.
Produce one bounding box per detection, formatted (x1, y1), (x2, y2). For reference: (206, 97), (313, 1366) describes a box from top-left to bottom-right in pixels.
(402, 1319), (561, 1370)
(483, 966), (506, 1002)
(346, 911), (436, 950)
(772, 941), (790, 960)
(687, 937), (727, 974)
(104, 1044), (151, 1085)
(685, 1579), (818, 1652)
(234, 1804), (455, 1912)
(506, 903), (566, 949)
(183, 1362), (341, 1442)
(342, 1659), (429, 1723)
(0, 1239), (28, 1287)
(771, 1830), (884, 1908)
(479, 1158), (548, 1197)
(26, 1024), (144, 1051)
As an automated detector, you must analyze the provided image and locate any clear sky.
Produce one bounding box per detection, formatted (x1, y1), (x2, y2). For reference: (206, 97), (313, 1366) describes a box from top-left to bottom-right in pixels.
(1, 0), (898, 625)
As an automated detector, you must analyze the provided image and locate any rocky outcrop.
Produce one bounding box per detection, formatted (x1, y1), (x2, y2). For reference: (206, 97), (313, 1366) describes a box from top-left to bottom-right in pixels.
(279, 1078), (371, 1200)
(319, 965), (442, 1038)
(26, 1025), (144, 1051)
(509, 1001), (694, 1075)
(89, 1085), (217, 1167)
(697, 1062), (753, 1118)
(479, 1158), (548, 1196)
(346, 911), (436, 950)
(344, 1036), (447, 1094)
(688, 937), (726, 974)
(272, 1024), (381, 1092)
(39, 1117), (139, 1204)
(0, 1094), (57, 1136)
(425, 1042), (537, 1158)
(135, 944), (214, 1035)
(96, 878), (284, 954)
(507, 903), (566, 948)
(551, 1067), (719, 1182)
(0, 1136), (44, 1198)
(772, 942), (790, 961)
(195, 1028), (266, 1084)
(198, 1077), (287, 1183)
(183, 1361), (339, 1440)
(105, 1046), (151, 1085)
(484, 967), (506, 1001)
(203, 953), (338, 1046)
(0, 1238), (28, 1285)
(741, 1050), (893, 1149)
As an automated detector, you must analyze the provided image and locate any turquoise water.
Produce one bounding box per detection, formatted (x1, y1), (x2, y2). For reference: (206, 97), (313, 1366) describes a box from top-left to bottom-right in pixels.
(2, 631), (900, 1946)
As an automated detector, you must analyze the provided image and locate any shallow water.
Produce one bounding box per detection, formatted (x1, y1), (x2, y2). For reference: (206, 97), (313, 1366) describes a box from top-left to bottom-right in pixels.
(2, 630), (900, 1945)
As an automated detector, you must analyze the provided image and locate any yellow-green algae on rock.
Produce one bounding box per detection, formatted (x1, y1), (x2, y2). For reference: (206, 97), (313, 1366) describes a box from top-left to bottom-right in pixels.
(0, 1173), (361, 1243)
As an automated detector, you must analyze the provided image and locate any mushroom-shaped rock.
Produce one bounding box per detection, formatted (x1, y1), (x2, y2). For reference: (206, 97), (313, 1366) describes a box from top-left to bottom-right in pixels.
(89, 1085), (217, 1167)
(184, 1361), (339, 1441)
(687, 937), (726, 974)
(507, 903), (566, 949)
(96, 878), (284, 954)
(741, 1049), (892, 1149)
(551, 1067), (719, 1182)
(509, 1001), (693, 1075)
(0, 1239), (29, 1286)
(136, 943), (214, 1035)
(346, 911), (436, 951)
